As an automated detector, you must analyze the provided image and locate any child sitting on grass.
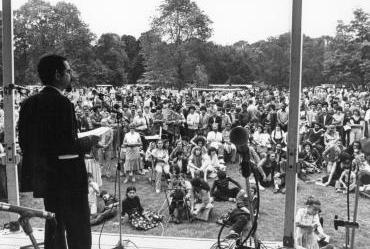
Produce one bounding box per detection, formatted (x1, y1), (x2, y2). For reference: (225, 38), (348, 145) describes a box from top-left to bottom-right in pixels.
(210, 171), (241, 202)
(121, 186), (162, 230)
(337, 164), (356, 194)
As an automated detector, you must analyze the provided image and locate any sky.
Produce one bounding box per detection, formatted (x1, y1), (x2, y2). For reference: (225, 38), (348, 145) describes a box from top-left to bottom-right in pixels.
(2, 0), (370, 45)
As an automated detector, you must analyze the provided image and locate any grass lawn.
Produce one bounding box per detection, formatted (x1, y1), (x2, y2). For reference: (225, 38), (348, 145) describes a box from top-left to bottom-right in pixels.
(1, 162), (370, 249)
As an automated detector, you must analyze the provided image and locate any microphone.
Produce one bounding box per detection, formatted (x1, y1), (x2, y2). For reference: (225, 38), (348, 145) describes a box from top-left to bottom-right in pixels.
(334, 215), (359, 230)
(0, 202), (55, 220)
(8, 84), (30, 93)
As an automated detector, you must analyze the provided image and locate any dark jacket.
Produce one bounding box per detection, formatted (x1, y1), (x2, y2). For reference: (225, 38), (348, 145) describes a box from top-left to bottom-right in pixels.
(18, 86), (95, 198)
(316, 114), (334, 126)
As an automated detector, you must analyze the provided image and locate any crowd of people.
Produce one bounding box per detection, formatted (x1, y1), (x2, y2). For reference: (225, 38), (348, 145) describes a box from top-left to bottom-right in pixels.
(2, 83), (370, 246)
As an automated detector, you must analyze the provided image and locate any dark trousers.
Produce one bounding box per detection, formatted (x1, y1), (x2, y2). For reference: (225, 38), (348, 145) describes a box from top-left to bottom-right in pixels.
(44, 192), (91, 249)
(187, 129), (197, 140)
(359, 172), (370, 186)
(255, 171), (274, 188)
(169, 200), (186, 215)
(213, 187), (240, 201)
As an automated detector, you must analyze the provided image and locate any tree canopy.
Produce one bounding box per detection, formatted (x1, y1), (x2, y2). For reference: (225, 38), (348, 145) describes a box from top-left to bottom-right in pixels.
(0, 0), (368, 88)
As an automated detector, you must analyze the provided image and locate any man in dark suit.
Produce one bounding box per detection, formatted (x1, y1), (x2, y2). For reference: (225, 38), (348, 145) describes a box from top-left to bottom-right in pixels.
(18, 55), (99, 249)
(316, 106), (333, 127)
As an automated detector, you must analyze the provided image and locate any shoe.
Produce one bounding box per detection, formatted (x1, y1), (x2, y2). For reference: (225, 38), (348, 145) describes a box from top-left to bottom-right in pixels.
(174, 217), (180, 224)
(225, 232), (239, 240)
(259, 185), (265, 191)
(280, 188), (286, 194)
(315, 182), (326, 187)
(124, 178), (129, 184)
(273, 188), (279, 194)
(156, 189), (160, 193)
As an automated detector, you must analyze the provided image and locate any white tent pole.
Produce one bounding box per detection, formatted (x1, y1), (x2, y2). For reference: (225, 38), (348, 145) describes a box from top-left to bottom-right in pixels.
(283, 0), (303, 247)
(2, 0), (19, 222)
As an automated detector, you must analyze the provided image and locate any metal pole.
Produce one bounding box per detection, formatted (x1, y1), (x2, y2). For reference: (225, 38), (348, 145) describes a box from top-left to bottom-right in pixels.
(350, 171), (360, 249)
(283, 0), (303, 248)
(2, 0), (19, 223)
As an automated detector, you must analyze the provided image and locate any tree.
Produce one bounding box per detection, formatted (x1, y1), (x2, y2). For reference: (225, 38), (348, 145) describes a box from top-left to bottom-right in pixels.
(141, 0), (213, 89)
(13, 0), (96, 86)
(193, 64), (208, 87)
(95, 33), (129, 86)
(324, 9), (370, 86)
(302, 36), (326, 86)
(152, 0), (213, 44)
(121, 35), (145, 84)
(138, 31), (177, 86)
(249, 33), (290, 87)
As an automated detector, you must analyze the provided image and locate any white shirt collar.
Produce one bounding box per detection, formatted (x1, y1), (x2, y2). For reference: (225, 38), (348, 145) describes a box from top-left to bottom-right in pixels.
(44, 85), (64, 95)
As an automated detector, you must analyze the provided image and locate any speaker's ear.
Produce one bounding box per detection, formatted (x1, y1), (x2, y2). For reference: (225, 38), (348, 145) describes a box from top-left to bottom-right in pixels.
(54, 69), (62, 81)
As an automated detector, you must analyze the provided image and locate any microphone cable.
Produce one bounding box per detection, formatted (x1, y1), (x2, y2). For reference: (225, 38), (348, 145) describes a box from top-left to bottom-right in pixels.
(98, 167), (119, 249)
(240, 167), (261, 247)
(98, 159), (139, 249)
(214, 166), (261, 249)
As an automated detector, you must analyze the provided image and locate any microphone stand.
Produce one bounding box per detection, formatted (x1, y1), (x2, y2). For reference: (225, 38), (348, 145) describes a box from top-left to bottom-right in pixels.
(19, 214), (56, 249)
(19, 216), (41, 249)
(112, 110), (125, 249)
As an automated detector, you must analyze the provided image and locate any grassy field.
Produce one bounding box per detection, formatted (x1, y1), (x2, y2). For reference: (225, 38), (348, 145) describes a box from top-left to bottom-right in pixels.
(1, 162), (370, 249)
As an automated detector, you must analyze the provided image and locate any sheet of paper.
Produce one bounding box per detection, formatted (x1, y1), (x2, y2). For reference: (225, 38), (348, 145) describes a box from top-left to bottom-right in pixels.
(78, 127), (110, 138)
(144, 135), (161, 140)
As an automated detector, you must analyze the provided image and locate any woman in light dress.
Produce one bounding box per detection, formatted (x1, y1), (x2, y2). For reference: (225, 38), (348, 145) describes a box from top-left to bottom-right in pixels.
(151, 140), (170, 193)
(123, 123), (142, 183)
(295, 197), (329, 249)
(98, 119), (114, 178)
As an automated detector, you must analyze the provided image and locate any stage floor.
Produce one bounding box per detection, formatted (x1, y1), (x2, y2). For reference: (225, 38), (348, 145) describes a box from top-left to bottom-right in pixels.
(0, 227), (283, 249)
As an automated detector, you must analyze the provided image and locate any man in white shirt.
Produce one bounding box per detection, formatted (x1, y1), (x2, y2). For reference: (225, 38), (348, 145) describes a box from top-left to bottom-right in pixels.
(186, 106), (200, 139)
(133, 109), (148, 133)
(222, 123), (237, 163)
(207, 123), (224, 158)
(144, 94), (152, 108)
(143, 106), (153, 128)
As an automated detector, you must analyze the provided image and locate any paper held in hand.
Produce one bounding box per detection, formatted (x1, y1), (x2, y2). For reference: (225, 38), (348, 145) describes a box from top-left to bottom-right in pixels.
(78, 127), (110, 138)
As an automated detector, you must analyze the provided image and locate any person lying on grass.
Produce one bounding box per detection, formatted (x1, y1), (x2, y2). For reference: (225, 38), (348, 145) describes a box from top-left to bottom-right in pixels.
(90, 190), (118, 226)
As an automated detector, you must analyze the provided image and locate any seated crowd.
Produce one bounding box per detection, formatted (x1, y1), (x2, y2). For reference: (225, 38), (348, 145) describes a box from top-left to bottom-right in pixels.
(3, 84), (370, 245)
